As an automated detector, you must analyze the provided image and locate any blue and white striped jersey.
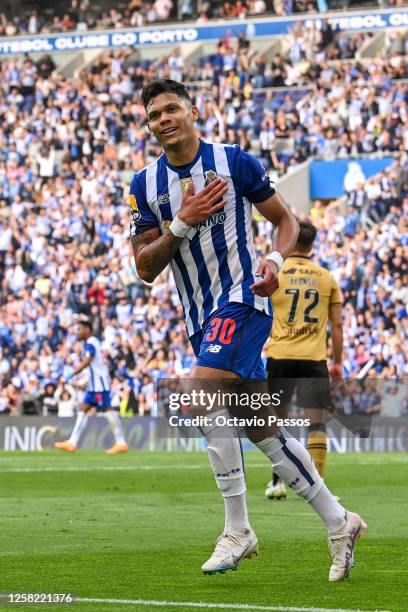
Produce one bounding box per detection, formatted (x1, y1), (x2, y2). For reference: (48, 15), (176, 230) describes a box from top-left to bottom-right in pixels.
(84, 336), (111, 393)
(129, 140), (275, 337)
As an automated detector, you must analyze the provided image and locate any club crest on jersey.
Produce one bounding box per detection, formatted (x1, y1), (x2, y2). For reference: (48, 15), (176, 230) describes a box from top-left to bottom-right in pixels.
(204, 170), (218, 186)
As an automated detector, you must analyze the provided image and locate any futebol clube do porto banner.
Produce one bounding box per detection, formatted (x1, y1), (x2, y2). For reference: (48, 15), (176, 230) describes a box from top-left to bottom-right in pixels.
(0, 7), (407, 56)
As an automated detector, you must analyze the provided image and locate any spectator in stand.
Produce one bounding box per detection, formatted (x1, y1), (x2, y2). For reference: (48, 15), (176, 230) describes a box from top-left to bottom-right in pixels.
(0, 1), (389, 35)
(154, 0), (173, 20)
(55, 381), (76, 417)
(180, 0), (194, 19)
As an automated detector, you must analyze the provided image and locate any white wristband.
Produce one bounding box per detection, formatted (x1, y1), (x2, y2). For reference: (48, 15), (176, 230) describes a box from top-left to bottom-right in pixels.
(266, 251), (284, 271)
(169, 216), (196, 240)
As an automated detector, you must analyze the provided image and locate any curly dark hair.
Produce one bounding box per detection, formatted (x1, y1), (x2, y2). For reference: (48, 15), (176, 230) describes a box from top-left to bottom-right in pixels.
(140, 78), (192, 110)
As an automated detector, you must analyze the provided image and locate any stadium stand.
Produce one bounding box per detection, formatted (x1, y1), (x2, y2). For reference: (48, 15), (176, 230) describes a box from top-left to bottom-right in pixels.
(0, 1), (388, 36)
(0, 4), (406, 415)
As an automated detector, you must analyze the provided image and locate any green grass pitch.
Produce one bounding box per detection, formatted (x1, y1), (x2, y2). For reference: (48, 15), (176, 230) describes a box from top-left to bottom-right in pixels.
(0, 451), (407, 612)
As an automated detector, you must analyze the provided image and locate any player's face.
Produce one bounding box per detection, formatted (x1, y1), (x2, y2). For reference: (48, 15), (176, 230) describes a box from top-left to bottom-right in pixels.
(146, 93), (198, 149)
(76, 324), (87, 340)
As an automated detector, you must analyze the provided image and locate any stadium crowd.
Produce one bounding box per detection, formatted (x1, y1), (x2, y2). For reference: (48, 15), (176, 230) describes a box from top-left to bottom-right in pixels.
(0, 0), (318, 36)
(0, 22), (406, 416)
(76, 24), (408, 177)
(0, 0), (395, 37)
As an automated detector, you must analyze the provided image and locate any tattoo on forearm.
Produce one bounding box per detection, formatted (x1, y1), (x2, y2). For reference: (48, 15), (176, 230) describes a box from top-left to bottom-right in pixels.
(131, 229), (183, 281)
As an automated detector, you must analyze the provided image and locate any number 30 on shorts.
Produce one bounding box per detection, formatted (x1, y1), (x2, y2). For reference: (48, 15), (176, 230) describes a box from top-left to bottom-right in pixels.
(205, 318), (236, 345)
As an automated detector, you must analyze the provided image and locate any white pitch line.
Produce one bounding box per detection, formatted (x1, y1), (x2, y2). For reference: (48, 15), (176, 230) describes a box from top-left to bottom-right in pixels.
(0, 457), (406, 474)
(76, 597), (391, 612)
(0, 464), (222, 473)
(0, 465), (203, 473)
(0, 464), (266, 473)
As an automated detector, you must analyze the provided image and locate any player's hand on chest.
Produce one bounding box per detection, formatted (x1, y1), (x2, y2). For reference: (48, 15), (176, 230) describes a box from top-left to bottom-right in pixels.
(177, 176), (229, 227)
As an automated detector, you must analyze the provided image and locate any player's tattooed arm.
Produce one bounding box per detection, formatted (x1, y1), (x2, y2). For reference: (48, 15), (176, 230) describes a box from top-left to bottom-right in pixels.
(131, 227), (183, 283)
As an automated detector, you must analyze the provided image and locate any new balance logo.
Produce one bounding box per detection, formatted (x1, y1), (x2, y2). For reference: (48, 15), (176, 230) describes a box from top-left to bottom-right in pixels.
(206, 344), (222, 353)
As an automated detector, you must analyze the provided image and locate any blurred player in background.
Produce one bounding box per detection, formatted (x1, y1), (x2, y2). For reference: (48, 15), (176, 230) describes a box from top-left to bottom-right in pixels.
(130, 78), (366, 581)
(54, 316), (128, 455)
(265, 221), (343, 499)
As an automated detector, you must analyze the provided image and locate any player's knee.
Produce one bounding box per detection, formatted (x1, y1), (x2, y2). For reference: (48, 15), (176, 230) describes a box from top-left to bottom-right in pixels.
(244, 407), (279, 443)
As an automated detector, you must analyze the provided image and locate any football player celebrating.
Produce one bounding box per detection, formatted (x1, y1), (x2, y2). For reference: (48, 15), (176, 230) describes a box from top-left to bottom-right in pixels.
(130, 79), (366, 581)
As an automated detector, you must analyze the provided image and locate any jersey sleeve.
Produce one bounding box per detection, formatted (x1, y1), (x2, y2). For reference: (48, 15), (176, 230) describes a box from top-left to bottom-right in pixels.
(329, 275), (342, 305)
(129, 172), (160, 236)
(84, 342), (96, 358)
(235, 147), (276, 203)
